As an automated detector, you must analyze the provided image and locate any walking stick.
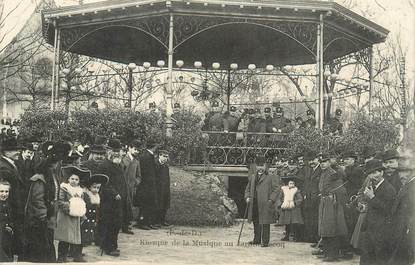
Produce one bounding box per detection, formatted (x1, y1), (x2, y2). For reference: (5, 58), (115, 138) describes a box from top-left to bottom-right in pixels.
(237, 201), (249, 246)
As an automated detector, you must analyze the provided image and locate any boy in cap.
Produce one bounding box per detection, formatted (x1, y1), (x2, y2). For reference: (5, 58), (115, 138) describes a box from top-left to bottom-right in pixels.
(155, 150), (171, 227)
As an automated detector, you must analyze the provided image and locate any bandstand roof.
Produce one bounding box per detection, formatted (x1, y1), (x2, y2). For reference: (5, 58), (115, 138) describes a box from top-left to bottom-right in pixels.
(42, 0), (389, 68)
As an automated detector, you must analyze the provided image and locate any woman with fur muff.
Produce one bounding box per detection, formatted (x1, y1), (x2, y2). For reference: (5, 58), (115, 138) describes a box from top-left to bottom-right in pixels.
(55, 165), (90, 263)
(81, 174), (108, 247)
(277, 175), (304, 241)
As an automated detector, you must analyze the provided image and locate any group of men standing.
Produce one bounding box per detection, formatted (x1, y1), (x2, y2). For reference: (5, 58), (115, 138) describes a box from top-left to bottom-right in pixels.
(202, 105), (343, 135)
(0, 134), (171, 260)
(298, 149), (413, 264)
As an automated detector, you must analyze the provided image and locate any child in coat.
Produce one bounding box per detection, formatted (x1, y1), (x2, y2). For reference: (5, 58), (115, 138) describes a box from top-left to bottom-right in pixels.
(81, 174), (108, 247)
(277, 177), (304, 241)
(55, 165), (90, 263)
(0, 180), (14, 262)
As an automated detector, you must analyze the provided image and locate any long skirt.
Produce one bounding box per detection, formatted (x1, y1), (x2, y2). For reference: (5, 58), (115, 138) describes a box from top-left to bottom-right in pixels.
(350, 212), (367, 249)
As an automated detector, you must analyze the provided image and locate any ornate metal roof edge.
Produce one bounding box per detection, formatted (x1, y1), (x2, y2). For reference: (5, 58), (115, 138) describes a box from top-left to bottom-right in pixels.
(41, 0), (389, 39)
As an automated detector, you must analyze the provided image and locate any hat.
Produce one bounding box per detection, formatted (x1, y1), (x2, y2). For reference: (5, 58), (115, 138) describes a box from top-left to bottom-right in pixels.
(264, 107), (271, 113)
(1, 138), (23, 152)
(61, 165), (91, 183)
(146, 138), (158, 149)
(382, 149), (400, 161)
(174, 103), (181, 109)
(364, 159), (384, 175)
(128, 140), (142, 149)
(362, 146), (376, 159)
(23, 142), (35, 151)
(275, 107), (283, 113)
(343, 151), (358, 159)
(90, 144), (107, 154)
(89, 174), (109, 186)
(0, 169), (13, 184)
(230, 106), (237, 112)
(159, 149), (169, 156)
(307, 109), (315, 116)
(108, 138), (122, 152)
(335, 109), (342, 116)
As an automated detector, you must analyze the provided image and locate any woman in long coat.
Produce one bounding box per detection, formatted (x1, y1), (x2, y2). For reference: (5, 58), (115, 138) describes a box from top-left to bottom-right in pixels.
(244, 160), (279, 247)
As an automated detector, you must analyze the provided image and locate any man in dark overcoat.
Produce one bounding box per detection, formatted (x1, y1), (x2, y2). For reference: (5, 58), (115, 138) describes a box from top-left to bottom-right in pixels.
(15, 143), (35, 198)
(360, 159), (396, 265)
(121, 140), (142, 232)
(97, 139), (126, 257)
(342, 151), (365, 257)
(302, 154), (321, 244)
(244, 157), (279, 247)
(388, 166), (415, 265)
(136, 139), (159, 230)
(317, 154), (348, 262)
(155, 150), (171, 227)
(0, 138), (25, 260)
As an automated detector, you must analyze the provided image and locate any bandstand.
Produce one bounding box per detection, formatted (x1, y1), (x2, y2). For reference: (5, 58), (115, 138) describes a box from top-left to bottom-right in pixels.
(41, 0), (388, 168)
(41, 0), (388, 216)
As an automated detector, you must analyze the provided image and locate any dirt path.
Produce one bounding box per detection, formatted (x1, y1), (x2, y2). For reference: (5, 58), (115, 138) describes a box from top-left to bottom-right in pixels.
(78, 222), (359, 265)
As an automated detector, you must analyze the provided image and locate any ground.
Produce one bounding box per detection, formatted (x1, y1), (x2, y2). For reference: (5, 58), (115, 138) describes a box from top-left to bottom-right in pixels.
(79, 222), (359, 265)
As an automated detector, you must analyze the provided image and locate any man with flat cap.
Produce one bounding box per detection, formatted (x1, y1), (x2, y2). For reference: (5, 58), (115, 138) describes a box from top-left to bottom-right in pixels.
(360, 159), (396, 265)
(303, 109), (317, 128)
(326, 109), (343, 135)
(154, 149), (171, 227)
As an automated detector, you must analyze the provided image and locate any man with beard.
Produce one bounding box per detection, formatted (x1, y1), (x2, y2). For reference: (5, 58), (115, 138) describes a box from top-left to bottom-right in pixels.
(245, 156), (279, 247)
(316, 154), (348, 262)
(136, 139), (159, 230)
(303, 154), (321, 244)
(360, 159), (396, 265)
(382, 149), (402, 192)
(154, 150), (171, 227)
(121, 140), (142, 234)
(388, 165), (415, 265)
(97, 139), (126, 257)
(81, 139), (107, 174)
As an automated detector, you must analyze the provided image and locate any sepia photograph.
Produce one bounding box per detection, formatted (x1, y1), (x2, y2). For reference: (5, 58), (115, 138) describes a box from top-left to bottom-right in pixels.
(0, 0), (414, 264)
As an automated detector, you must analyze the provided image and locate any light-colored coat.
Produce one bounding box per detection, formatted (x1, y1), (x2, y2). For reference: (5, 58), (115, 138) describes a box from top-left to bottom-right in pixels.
(244, 165), (279, 224)
(54, 183), (84, 244)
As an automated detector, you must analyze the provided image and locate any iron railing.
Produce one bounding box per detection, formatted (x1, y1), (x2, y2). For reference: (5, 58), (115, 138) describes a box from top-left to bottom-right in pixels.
(189, 131), (289, 166)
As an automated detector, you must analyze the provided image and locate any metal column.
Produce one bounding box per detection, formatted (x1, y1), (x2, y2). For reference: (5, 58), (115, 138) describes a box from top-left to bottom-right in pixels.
(51, 23), (58, 110)
(368, 46), (374, 117)
(316, 14), (324, 129)
(166, 13), (174, 137)
(55, 28), (61, 107)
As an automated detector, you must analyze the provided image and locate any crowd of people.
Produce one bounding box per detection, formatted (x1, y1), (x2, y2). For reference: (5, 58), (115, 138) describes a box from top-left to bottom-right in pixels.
(0, 135), (171, 262)
(244, 148), (414, 264)
(202, 105), (343, 135)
